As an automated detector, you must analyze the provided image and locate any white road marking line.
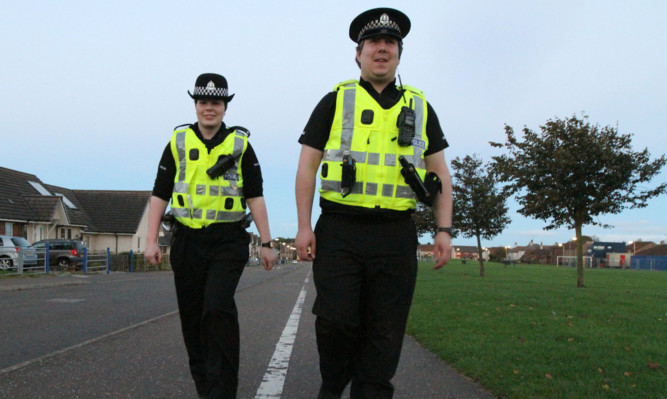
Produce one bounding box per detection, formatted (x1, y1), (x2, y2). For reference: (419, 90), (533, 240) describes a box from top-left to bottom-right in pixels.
(0, 310), (178, 376)
(47, 298), (85, 303)
(255, 274), (310, 398)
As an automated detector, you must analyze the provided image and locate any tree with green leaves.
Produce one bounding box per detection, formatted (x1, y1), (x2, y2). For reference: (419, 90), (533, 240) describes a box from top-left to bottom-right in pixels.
(451, 154), (511, 276)
(491, 114), (666, 287)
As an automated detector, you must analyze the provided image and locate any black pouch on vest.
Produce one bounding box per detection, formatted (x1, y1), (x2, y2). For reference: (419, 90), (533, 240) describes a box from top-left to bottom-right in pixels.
(340, 151), (356, 198)
(207, 154), (235, 179)
(399, 155), (440, 207)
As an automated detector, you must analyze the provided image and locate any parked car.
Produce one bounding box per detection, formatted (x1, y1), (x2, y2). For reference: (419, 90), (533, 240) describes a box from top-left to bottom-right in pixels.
(0, 235), (38, 269)
(32, 239), (86, 271)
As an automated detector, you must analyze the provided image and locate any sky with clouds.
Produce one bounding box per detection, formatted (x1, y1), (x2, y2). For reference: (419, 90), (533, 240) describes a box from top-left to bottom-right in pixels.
(2, 0), (666, 248)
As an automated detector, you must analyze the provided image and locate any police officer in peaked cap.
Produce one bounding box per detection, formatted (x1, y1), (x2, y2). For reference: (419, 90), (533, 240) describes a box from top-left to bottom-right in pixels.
(295, 8), (453, 399)
(146, 73), (277, 399)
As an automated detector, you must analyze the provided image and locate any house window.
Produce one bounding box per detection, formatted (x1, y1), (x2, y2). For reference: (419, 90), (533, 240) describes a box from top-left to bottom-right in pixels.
(5, 223), (14, 236)
(67, 229), (72, 239)
(60, 228), (65, 239)
(138, 237), (141, 251)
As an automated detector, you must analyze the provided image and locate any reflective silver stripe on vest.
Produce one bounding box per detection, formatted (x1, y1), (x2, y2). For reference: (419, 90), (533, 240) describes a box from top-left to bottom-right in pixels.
(321, 180), (413, 199)
(174, 182), (189, 194)
(412, 97), (426, 169)
(396, 185), (417, 199)
(223, 186), (243, 196)
(367, 152), (380, 165)
(175, 131), (187, 183)
(208, 186), (244, 197)
(172, 208), (190, 218)
(414, 96), (424, 144)
(216, 211), (245, 221)
(173, 207), (243, 221)
(232, 133), (245, 159)
(196, 184), (206, 195)
(320, 180), (363, 195)
(385, 153), (396, 167)
(323, 87), (366, 163)
(364, 184), (415, 199)
(382, 184), (394, 197)
(324, 149), (367, 163)
(341, 88), (356, 150)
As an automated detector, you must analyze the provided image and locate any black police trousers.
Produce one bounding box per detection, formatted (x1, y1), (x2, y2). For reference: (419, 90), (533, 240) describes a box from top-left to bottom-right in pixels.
(312, 213), (418, 399)
(170, 222), (249, 399)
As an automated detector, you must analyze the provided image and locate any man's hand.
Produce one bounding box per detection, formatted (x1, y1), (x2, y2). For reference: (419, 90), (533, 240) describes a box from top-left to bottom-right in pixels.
(145, 242), (162, 266)
(432, 232), (452, 270)
(261, 247), (277, 271)
(296, 228), (316, 261)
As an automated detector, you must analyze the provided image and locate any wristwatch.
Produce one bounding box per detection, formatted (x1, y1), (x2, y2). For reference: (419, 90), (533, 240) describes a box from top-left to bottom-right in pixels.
(436, 227), (452, 235)
(261, 241), (274, 249)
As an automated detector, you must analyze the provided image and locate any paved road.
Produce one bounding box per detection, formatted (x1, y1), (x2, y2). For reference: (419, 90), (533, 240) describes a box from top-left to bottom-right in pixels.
(0, 264), (494, 399)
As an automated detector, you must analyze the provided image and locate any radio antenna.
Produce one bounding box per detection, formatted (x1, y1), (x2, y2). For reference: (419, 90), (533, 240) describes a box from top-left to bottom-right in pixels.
(397, 72), (411, 107)
(397, 73), (408, 103)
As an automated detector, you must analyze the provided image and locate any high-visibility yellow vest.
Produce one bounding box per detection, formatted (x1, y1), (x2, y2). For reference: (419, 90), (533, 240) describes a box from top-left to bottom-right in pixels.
(319, 80), (429, 211)
(170, 126), (248, 228)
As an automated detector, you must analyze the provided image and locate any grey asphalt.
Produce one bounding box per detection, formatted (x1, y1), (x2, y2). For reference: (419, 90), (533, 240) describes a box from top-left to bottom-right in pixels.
(0, 265), (494, 399)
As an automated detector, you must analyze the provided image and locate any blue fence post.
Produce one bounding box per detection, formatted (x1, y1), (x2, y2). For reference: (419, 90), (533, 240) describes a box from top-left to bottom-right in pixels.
(129, 250), (134, 273)
(106, 248), (111, 274)
(45, 244), (51, 274)
(83, 247), (88, 274)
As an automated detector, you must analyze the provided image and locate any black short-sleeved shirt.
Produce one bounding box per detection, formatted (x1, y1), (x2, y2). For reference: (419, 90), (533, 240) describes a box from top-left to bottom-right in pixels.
(151, 122), (264, 201)
(298, 78), (449, 218)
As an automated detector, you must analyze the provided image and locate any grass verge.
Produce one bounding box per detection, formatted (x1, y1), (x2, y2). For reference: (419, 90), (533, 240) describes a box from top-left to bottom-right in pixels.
(407, 260), (666, 399)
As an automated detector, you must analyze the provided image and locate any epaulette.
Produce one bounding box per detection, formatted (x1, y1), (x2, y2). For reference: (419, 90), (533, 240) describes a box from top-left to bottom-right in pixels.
(173, 123), (191, 132)
(399, 84), (425, 97)
(334, 79), (358, 91)
(229, 125), (250, 138)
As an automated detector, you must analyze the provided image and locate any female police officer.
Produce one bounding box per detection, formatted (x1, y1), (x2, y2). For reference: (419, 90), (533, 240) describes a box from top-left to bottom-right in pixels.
(146, 73), (276, 399)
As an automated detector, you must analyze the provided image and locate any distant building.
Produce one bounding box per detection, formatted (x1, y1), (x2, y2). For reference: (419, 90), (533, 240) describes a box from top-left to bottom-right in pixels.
(588, 241), (628, 268)
(1, 166), (150, 253)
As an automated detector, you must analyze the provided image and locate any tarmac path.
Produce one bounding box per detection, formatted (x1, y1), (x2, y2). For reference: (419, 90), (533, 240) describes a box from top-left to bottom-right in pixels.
(0, 264), (494, 399)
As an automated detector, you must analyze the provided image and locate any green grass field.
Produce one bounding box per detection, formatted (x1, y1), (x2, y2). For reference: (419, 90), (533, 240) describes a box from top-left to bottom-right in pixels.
(407, 260), (666, 399)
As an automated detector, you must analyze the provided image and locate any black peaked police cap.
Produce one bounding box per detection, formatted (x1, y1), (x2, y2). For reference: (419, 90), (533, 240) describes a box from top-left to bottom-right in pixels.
(349, 7), (411, 43)
(188, 73), (235, 103)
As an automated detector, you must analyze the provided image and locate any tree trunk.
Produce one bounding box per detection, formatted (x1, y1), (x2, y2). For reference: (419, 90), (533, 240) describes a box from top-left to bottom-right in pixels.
(575, 223), (585, 287)
(477, 234), (485, 277)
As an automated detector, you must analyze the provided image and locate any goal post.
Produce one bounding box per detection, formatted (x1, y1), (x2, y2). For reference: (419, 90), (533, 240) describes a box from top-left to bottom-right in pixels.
(556, 256), (593, 268)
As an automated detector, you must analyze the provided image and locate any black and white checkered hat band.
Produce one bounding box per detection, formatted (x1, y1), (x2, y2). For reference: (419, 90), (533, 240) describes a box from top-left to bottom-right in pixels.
(192, 86), (229, 97)
(358, 18), (401, 41)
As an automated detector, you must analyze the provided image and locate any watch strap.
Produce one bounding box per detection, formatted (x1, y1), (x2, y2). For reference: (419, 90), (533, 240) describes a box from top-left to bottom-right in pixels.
(437, 227), (452, 235)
